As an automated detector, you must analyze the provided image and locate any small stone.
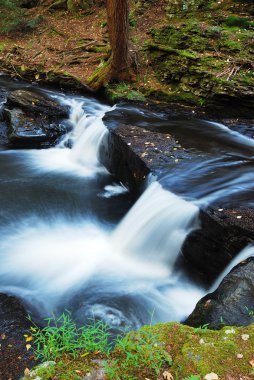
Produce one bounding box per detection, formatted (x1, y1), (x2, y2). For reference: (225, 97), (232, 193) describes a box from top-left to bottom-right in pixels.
(218, 208), (223, 212)
(236, 215), (242, 219)
(225, 329), (235, 334)
(237, 354), (243, 359)
(241, 334), (249, 341)
(204, 373), (219, 380)
(199, 338), (205, 344)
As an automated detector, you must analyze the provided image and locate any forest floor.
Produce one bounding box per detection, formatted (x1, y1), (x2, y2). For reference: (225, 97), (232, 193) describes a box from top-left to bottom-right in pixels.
(0, 0), (253, 114)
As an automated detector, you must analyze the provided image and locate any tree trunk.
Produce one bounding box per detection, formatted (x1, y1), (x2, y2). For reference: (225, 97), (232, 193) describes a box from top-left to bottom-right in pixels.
(106, 0), (131, 81)
(88, 0), (133, 89)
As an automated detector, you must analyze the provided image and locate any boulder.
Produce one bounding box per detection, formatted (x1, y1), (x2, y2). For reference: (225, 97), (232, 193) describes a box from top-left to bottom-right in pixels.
(0, 293), (38, 380)
(4, 108), (69, 148)
(6, 89), (69, 118)
(185, 257), (254, 329)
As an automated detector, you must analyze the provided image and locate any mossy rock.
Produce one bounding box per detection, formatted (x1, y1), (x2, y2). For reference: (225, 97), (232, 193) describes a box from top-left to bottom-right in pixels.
(109, 323), (254, 379)
(147, 19), (254, 109)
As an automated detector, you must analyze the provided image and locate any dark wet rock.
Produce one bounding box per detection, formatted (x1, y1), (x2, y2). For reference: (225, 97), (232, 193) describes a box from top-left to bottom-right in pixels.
(102, 124), (191, 194)
(4, 108), (69, 148)
(0, 293), (38, 380)
(182, 207), (254, 284)
(6, 89), (69, 118)
(185, 257), (254, 329)
(0, 88), (8, 148)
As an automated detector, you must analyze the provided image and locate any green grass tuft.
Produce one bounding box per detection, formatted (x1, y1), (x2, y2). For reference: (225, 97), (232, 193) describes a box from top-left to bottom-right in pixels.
(30, 311), (112, 361)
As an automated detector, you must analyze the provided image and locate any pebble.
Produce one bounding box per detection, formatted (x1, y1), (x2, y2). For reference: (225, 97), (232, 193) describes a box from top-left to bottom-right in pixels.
(241, 334), (250, 341)
(204, 373), (219, 380)
(225, 329), (235, 334)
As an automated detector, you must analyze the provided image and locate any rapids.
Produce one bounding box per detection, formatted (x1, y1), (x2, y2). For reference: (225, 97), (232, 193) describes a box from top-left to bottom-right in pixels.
(0, 77), (254, 331)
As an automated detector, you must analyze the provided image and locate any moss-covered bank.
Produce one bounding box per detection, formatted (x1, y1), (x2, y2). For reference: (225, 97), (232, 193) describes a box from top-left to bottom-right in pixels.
(22, 322), (254, 380)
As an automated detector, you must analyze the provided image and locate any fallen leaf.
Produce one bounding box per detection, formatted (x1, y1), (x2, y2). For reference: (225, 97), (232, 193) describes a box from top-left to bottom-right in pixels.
(26, 344), (31, 351)
(25, 336), (33, 342)
(24, 368), (30, 376)
(163, 371), (173, 380)
(249, 358), (254, 367)
(81, 352), (89, 358)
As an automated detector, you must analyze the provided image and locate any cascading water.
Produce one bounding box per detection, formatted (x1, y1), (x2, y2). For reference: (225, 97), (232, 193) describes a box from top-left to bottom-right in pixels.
(0, 89), (205, 331)
(210, 245), (254, 292)
(1, 80), (254, 333)
(112, 181), (200, 266)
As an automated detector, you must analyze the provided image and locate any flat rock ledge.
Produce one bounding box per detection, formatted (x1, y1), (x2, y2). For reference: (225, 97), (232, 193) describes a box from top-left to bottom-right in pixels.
(103, 124), (254, 283)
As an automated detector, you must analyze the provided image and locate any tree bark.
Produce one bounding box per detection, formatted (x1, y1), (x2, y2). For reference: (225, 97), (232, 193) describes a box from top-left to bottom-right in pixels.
(106, 0), (131, 81)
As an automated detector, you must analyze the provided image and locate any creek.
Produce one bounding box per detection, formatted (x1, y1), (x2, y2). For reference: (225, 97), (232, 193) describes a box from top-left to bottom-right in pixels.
(0, 77), (254, 333)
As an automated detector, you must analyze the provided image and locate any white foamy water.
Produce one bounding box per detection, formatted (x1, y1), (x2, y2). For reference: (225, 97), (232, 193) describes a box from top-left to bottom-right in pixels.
(113, 181), (200, 266)
(24, 96), (113, 177)
(0, 209), (204, 325)
(210, 245), (254, 292)
(0, 91), (204, 328)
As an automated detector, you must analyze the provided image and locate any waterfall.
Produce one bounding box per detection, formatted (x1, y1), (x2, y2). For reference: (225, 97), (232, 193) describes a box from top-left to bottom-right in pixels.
(210, 245), (254, 292)
(112, 181), (200, 268)
(25, 96), (114, 177)
(0, 89), (205, 328)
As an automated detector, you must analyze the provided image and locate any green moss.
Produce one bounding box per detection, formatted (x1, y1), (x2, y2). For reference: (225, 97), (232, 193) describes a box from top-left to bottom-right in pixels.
(106, 83), (146, 102)
(122, 323), (254, 379)
(147, 16), (254, 107)
(224, 15), (254, 29)
(0, 43), (6, 52)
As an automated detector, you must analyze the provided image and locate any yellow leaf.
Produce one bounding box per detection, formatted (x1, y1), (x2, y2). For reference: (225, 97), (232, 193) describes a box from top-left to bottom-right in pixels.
(26, 336), (33, 342)
(81, 352), (89, 358)
(35, 73), (40, 80)
(24, 368), (30, 376)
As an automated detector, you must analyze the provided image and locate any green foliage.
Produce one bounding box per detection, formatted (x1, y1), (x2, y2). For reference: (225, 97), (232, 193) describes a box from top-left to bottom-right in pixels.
(0, 0), (26, 33)
(224, 16), (254, 29)
(0, 0), (43, 33)
(30, 311), (112, 361)
(105, 331), (172, 380)
(183, 376), (201, 380)
(193, 323), (210, 333)
(107, 82), (146, 102)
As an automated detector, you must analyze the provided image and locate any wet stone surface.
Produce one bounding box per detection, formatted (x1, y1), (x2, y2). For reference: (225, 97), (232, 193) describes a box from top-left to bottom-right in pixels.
(185, 257), (254, 329)
(103, 124), (194, 193)
(0, 293), (38, 380)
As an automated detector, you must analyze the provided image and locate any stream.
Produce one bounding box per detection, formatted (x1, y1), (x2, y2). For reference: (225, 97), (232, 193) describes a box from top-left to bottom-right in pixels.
(0, 77), (254, 333)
